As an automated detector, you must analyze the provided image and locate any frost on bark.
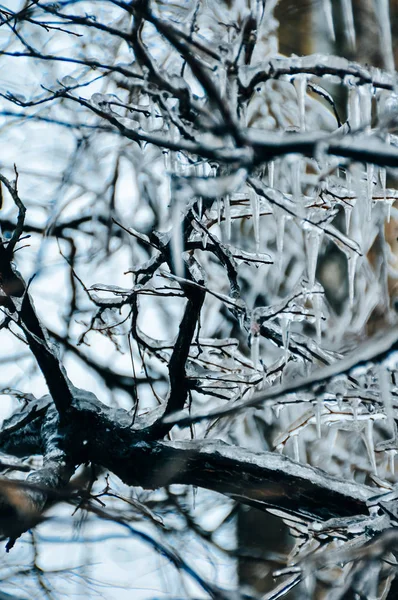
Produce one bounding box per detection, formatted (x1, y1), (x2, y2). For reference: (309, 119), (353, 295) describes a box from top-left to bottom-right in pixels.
(0, 0), (398, 598)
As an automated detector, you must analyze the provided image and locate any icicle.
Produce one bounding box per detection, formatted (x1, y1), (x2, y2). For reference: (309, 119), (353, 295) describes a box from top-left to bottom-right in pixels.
(347, 82), (360, 130)
(379, 167), (387, 201)
(347, 253), (358, 306)
(251, 333), (260, 369)
(291, 159), (301, 202)
(366, 163), (374, 221)
(373, 0), (395, 72)
(365, 419), (377, 474)
(313, 292), (322, 343)
(224, 194), (231, 240)
(358, 84), (373, 130)
(250, 188), (260, 251)
(344, 203), (353, 234)
(305, 228), (322, 288)
(292, 434), (300, 462)
(202, 230), (208, 249)
(322, 0), (335, 41)
(315, 399), (323, 439)
(352, 397), (360, 424)
(217, 196), (222, 226)
(163, 150), (170, 171)
(281, 316), (291, 361)
(388, 449), (397, 475)
(268, 161), (275, 188)
(341, 0), (356, 51)
(148, 95), (156, 131)
(275, 209), (286, 262)
(170, 196), (184, 278)
(379, 364), (396, 441)
(293, 75), (307, 132)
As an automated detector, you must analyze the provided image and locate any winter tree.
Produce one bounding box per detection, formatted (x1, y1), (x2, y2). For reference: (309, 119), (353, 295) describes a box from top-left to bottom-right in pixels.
(0, 0), (398, 598)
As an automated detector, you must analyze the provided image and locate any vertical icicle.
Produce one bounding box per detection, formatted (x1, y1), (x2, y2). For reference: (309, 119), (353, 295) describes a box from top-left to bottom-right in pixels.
(294, 75), (307, 132)
(250, 188), (260, 251)
(170, 195), (184, 277)
(251, 333), (260, 369)
(148, 94), (156, 131)
(388, 449), (397, 475)
(365, 419), (377, 474)
(281, 317), (291, 362)
(347, 253), (358, 306)
(292, 434), (300, 462)
(352, 397), (360, 423)
(224, 194), (231, 240)
(379, 167), (387, 201)
(268, 161), (275, 188)
(291, 160), (301, 202)
(275, 210), (286, 273)
(315, 399), (323, 439)
(379, 364), (396, 442)
(217, 196), (222, 226)
(373, 0), (395, 72)
(366, 163), (374, 221)
(313, 292), (323, 343)
(344, 203), (353, 234)
(322, 0), (335, 41)
(347, 81), (360, 130)
(305, 228), (322, 288)
(341, 0), (356, 51)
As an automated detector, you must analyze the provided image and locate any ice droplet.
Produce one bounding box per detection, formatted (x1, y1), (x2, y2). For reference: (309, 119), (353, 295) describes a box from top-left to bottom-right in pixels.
(61, 76), (78, 87)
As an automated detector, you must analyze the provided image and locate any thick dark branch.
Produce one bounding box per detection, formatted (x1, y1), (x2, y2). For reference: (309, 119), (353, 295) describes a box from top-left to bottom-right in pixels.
(98, 439), (373, 521)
